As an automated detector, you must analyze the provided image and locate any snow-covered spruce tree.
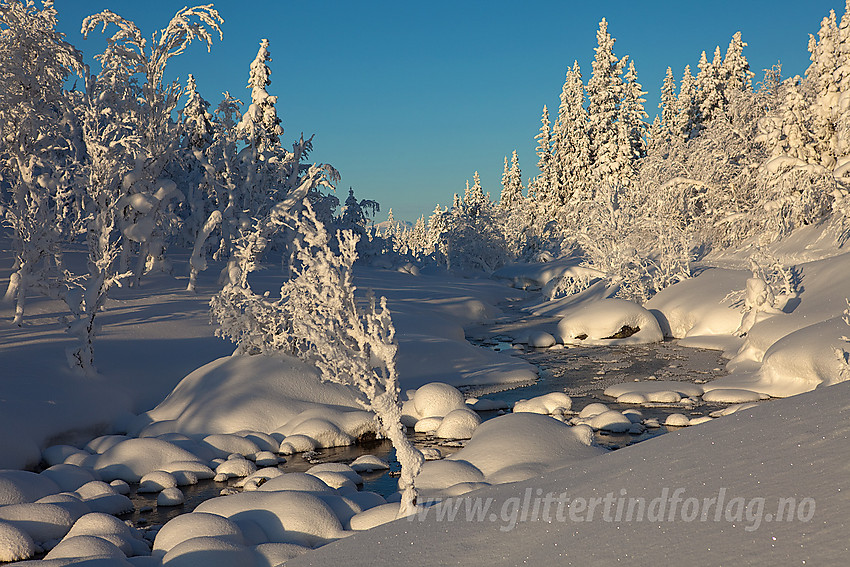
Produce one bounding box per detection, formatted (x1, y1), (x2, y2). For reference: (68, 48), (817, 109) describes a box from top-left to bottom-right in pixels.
(615, 59), (648, 186)
(337, 187), (382, 260)
(499, 150), (523, 210)
(586, 19), (627, 189)
(674, 65), (700, 141)
(531, 105), (555, 203)
(0, 0), (84, 324)
(723, 31), (754, 96)
(696, 47), (727, 125)
(658, 67), (678, 139)
(553, 62), (591, 205)
(806, 8), (841, 168)
(226, 38), (339, 272)
(182, 74), (214, 150)
(236, 38), (283, 154)
(212, 200), (424, 515)
(425, 204), (448, 264)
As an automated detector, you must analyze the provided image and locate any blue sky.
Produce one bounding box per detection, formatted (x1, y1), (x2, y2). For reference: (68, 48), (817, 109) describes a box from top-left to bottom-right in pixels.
(55, 0), (841, 222)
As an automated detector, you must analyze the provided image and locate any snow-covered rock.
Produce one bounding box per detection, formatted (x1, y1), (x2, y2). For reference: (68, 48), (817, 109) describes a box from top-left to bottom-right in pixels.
(153, 512), (245, 556)
(557, 298), (663, 345)
(412, 382), (467, 419)
(513, 392), (572, 415)
(88, 438), (207, 483)
(194, 491), (348, 547)
(157, 487), (185, 506)
(588, 410), (633, 432)
(604, 381), (704, 399)
(702, 389), (765, 403)
(0, 503), (75, 544)
(138, 471), (178, 493)
(0, 520), (36, 562)
(434, 408), (482, 439)
(663, 413), (691, 427)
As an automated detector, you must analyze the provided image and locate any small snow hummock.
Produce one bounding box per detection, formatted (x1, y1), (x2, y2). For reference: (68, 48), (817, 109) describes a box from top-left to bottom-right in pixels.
(435, 408), (482, 439)
(0, 520), (36, 562)
(557, 298), (664, 345)
(528, 331), (557, 348)
(412, 382), (468, 419)
(137, 471), (178, 493)
(588, 410), (633, 432)
(350, 455), (390, 473)
(604, 381), (705, 399)
(513, 392), (572, 415)
(157, 487), (185, 507)
(664, 413), (691, 427)
(701, 388), (765, 403)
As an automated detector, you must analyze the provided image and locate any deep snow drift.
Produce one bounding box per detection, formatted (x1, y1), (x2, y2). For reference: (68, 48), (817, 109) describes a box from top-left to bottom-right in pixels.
(288, 379), (850, 567)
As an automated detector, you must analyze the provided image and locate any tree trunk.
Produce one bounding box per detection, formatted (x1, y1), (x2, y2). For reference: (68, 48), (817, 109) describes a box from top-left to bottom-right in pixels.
(372, 391), (424, 518)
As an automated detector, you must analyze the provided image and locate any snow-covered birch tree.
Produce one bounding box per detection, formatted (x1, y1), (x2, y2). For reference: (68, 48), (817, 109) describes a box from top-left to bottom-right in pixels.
(0, 0), (84, 324)
(211, 200), (424, 515)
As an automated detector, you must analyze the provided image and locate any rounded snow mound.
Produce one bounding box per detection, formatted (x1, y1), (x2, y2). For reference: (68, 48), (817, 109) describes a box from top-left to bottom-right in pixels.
(557, 298), (663, 345)
(89, 438), (207, 483)
(588, 410), (633, 432)
(194, 490), (348, 547)
(275, 408), (378, 453)
(44, 534), (126, 560)
(412, 382), (467, 419)
(604, 381), (704, 399)
(153, 512), (245, 555)
(446, 413), (606, 483)
(157, 487), (185, 506)
(702, 389), (765, 403)
(513, 392), (572, 415)
(349, 502), (404, 531)
(0, 520), (36, 562)
(0, 503), (75, 544)
(141, 354), (362, 436)
(258, 472), (331, 493)
(664, 413), (691, 427)
(435, 408), (482, 439)
(161, 536), (257, 567)
(0, 470), (61, 506)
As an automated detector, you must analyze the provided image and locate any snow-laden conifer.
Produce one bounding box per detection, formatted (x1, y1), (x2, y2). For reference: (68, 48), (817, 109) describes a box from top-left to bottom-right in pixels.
(586, 19), (626, 188)
(236, 38), (283, 153)
(553, 62), (591, 204)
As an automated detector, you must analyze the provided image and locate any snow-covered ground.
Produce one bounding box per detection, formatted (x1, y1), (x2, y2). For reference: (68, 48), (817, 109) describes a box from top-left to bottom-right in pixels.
(291, 377), (850, 567)
(2, 235), (849, 564)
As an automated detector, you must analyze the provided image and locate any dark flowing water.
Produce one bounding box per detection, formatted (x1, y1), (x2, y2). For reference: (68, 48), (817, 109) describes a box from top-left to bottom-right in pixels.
(464, 338), (734, 449)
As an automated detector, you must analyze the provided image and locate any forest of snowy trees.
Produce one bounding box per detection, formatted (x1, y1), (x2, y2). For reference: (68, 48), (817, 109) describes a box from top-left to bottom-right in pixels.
(5, 0), (850, 370)
(391, 5), (850, 301)
(0, 1), (389, 371)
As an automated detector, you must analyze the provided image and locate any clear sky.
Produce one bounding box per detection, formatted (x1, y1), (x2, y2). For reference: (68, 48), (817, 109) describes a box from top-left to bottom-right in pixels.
(54, 0), (842, 222)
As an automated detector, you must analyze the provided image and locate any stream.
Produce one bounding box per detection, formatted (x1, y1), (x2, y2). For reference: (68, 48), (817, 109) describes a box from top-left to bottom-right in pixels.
(122, 333), (743, 534)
